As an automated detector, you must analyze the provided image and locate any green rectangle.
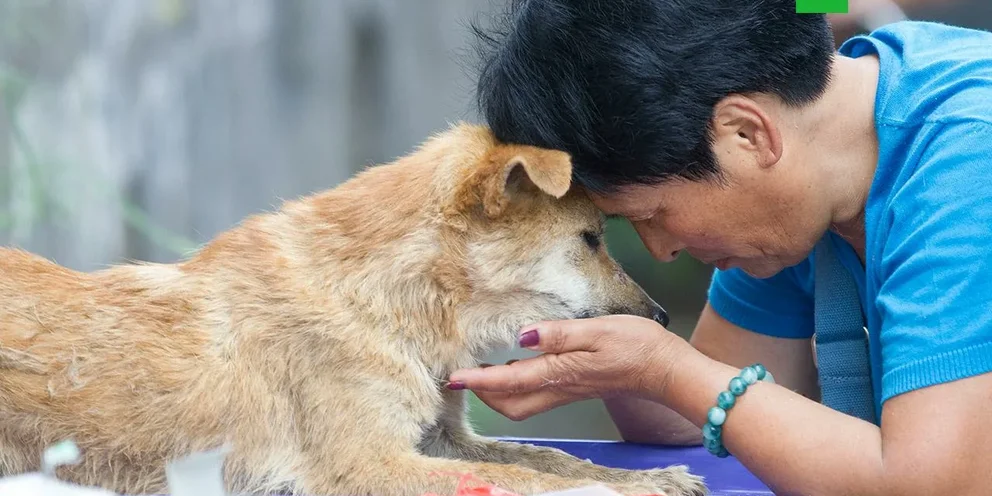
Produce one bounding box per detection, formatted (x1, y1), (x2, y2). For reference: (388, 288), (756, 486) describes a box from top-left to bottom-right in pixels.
(796, 0), (848, 13)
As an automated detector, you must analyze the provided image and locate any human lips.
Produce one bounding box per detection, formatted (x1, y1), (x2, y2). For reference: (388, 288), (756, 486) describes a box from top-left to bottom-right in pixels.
(691, 251), (732, 270)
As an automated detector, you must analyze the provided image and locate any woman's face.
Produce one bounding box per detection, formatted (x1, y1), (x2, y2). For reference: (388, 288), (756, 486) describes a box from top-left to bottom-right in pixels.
(588, 151), (829, 279)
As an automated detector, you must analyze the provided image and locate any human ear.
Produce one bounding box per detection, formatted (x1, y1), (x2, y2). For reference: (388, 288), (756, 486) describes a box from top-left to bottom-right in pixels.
(711, 95), (783, 169)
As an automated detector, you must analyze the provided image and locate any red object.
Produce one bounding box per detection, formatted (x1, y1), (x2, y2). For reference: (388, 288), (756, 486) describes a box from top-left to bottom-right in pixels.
(421, 472), (522, 496)
(420, 472), (665, 496)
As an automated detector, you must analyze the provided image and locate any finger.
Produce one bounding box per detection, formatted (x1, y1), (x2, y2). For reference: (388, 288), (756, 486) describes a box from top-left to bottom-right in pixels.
(449, 355), (557, 393)
(473, 388), (577, 422)
(470, 390), (515, 413)
(519, 315), (651, 354)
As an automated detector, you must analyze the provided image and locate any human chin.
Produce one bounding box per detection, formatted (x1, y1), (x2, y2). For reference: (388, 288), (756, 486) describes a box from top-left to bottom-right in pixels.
(738, 260), (787, 279)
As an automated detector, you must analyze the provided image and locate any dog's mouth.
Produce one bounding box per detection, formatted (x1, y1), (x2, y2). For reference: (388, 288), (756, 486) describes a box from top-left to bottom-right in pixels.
(576, 309), (595, 319)
(532, 292), (669, 326)
(573, 307), (670, 327)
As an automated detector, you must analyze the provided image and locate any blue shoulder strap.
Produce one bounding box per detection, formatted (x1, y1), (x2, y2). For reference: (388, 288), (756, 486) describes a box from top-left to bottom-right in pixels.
(813, 236), (877, 424)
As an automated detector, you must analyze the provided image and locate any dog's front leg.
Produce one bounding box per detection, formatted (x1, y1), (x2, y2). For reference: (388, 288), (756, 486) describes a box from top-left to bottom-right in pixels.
(300, 450), (681, 496)
(293, 379), (672, 495)
(440, 433), (707, 496)
(295, 416), (668, 495)
(424, 391), (706, 496)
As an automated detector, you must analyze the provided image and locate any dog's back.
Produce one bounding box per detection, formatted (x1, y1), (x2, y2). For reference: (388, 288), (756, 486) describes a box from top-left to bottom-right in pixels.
(0, 249), (234, 489)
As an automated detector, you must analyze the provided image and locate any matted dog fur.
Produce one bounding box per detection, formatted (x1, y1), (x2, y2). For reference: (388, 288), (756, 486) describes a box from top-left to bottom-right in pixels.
(0, 123), (706, 496)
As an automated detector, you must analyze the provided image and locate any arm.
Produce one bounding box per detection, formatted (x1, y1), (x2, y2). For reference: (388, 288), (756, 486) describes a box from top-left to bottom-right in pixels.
(660, 349), (992, 496)
(457, 314), (992, 496)
(605, 303), (819, 445)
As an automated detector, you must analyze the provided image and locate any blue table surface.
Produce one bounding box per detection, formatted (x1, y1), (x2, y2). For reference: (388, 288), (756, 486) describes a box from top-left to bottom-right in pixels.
(500, 438), (773, 496)
(147, 438), (772, 495)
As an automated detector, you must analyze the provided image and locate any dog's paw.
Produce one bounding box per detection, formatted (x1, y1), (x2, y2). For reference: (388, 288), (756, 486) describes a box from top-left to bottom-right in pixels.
(627, 465), (706, 496)
(605, 480), (689, 496)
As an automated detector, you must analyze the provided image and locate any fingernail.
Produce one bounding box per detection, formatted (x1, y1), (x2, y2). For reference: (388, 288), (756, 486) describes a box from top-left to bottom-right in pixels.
(447, 381), (466, 391)
(519, 329), (540, 348)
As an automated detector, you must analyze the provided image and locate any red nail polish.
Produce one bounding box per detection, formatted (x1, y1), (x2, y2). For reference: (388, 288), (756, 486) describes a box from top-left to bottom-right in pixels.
(519, 329), (540, 348)
(447, 381), (466, 391)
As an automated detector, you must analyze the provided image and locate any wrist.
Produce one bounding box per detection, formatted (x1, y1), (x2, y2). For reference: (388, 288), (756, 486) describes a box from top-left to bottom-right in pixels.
(629, 333), (696, 400)
(651, 349), (741, 427)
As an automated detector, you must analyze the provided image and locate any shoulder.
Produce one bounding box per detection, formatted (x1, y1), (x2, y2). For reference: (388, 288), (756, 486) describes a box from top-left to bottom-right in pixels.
(849, 21), (992, 49)
(841, 21), (992, 126)
(870, 119), (992, 402)
(871, 119), (992, 312)
(842, 21), (992, 63)
(887, 119), (992, 211)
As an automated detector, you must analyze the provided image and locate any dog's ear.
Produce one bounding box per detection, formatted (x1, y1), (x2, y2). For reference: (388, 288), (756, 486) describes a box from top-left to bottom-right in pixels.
(502, 150), (573, 198)
(446, 144), (573, 223)
(480, 146), (573, 217)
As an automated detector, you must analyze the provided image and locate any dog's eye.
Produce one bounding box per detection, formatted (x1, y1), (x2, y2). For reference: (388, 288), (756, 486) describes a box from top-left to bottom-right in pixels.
(581, 230), (601, 250)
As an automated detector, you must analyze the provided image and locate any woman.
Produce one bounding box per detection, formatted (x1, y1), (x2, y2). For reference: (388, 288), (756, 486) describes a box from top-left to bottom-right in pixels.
(448, 1), (992, 494)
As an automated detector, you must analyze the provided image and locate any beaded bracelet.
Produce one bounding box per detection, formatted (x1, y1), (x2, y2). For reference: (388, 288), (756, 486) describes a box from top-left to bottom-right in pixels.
(702, 363), (768, 458)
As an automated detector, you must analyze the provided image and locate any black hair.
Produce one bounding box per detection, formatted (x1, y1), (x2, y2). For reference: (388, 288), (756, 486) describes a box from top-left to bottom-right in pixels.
(473, 0), (835, 193)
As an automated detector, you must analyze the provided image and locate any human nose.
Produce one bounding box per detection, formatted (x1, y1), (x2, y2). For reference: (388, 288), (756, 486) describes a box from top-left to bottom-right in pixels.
(631, 220), (686, 263)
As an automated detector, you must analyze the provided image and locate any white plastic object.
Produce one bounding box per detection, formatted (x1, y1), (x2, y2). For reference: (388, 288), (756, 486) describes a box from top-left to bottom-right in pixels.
(165, 444), (232, 496)
(0, 439), (117, 496)
(0, 474), (118, 496)
(42, 439), (83, 475)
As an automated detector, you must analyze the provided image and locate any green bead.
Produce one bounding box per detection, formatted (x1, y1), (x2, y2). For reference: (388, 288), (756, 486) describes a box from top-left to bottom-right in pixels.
(717, 391), (736, 410)
(753, 363), (767, 381)
(703, 437), (722, 452)
(729, 377), (747, 396)
(740, 366), (759, 385)
(702, 422), (722, 441)
(707, 406), (727, 426)
(715, 447), (730, 458)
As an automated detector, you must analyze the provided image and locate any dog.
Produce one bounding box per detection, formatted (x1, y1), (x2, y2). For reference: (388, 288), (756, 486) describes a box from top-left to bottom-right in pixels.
(0, 123), (706, 496)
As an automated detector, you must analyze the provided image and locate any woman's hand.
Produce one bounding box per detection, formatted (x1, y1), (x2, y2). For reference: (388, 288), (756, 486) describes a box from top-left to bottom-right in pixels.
(446, 314), (694, 421)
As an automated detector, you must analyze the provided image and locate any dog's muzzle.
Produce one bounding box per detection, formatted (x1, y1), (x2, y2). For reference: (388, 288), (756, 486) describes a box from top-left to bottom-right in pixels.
(651, 307), (670, 328)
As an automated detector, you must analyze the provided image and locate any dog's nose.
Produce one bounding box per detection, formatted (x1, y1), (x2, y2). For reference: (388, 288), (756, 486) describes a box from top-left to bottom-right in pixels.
(651, 307), (670, 328)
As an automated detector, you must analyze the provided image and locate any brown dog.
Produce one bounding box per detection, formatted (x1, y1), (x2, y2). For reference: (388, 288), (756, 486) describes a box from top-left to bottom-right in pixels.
(0, 123), (706, 496)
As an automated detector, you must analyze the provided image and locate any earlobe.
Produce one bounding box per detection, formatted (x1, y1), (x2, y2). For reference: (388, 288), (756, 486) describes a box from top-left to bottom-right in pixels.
(755, 109), (783, 169)
(762, 124), (783, 169)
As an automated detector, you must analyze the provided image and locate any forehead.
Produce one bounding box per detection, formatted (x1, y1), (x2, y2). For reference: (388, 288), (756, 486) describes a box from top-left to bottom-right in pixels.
(587, 183), (666, 218)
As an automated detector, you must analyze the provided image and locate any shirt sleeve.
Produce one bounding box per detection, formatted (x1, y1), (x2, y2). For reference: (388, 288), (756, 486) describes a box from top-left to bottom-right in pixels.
(707, 262), (815, 340)
(877, 120), (992, 404)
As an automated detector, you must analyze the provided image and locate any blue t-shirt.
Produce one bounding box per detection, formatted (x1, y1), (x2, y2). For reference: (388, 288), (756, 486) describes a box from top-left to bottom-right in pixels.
(707, 21), (992, 419)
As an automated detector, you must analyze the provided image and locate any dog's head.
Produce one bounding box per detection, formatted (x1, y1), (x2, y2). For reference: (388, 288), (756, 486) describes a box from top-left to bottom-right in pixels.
(435, 125), (668, 348)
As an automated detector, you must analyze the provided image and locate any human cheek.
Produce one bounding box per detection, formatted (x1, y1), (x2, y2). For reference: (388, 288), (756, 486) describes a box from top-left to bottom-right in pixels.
(659, 214), (715, 250)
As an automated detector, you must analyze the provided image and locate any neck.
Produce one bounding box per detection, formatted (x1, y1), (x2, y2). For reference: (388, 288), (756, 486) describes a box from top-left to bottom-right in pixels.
(804, 54), (881, 260)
